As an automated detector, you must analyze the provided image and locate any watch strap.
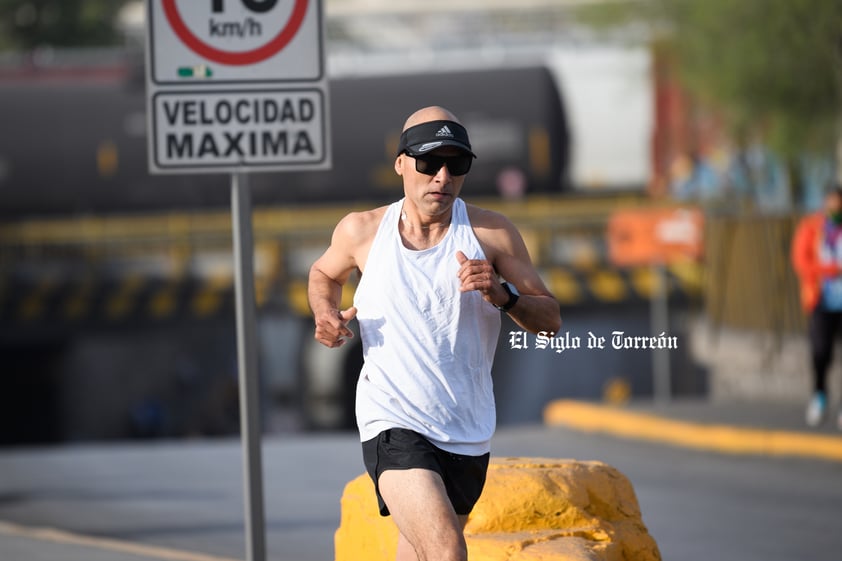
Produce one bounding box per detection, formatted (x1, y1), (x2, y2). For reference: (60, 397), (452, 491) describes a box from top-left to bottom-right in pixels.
(496, 282), (519, 312)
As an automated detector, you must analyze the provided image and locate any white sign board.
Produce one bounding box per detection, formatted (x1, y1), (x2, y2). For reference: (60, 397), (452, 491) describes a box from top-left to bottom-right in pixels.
(145, 0), (330, 173)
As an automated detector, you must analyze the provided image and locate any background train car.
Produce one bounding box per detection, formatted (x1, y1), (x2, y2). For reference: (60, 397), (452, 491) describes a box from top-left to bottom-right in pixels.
(0, 61), (569, 217)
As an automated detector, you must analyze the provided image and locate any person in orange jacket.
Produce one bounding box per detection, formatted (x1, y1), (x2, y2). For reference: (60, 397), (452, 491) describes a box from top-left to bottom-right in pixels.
(791, 186), (842, 429)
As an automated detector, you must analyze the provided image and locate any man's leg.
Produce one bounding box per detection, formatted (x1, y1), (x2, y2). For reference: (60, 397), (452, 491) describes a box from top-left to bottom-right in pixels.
(807, 307), (835, 425)
(395, 515), (469, 561)
(810, 308), (834, 394)
(379, 468), (467, 561)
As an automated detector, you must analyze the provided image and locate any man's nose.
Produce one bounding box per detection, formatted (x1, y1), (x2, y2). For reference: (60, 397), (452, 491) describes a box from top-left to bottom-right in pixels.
(434, 163), (452, 182)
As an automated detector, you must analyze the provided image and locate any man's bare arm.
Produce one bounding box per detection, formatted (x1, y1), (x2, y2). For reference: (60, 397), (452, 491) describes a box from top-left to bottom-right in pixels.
(493, 250), (561, 335)
(308, 214), (363, 348)
(459, 210), (561, 334)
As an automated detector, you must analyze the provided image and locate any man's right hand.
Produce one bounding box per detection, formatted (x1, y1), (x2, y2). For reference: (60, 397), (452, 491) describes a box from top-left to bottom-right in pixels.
(314, 306), (358, 348)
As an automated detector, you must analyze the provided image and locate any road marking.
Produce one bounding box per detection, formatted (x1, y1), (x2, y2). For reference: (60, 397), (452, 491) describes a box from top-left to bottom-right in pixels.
(544, 400), (842, 463)
(0, 520), (241, 561)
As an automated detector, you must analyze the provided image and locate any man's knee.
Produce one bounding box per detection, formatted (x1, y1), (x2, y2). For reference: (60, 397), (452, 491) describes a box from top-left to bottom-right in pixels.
(410, 529), (466, 561)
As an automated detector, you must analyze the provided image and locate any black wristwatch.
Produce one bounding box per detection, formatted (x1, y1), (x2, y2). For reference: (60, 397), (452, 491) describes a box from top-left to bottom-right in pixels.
(496, 282), (519, 312)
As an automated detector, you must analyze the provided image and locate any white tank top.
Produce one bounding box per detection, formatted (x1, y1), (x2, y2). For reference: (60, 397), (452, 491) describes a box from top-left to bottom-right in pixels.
(353, 198), (501, 456)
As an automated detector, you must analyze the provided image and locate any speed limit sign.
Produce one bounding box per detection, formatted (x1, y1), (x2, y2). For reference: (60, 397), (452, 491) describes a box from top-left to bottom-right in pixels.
(148, 0), (323, 84)
(145, 0), (329, 173)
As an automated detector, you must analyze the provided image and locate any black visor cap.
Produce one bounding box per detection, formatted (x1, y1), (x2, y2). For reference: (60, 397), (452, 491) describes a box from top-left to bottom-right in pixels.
(397, 120), (476, 158)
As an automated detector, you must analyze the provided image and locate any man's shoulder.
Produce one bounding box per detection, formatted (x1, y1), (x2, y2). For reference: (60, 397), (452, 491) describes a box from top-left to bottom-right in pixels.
(334, 205), (390, 243)
(464, 202), (515, 231)
(342, 205), (390, 227)
(463, 202), (522, 256)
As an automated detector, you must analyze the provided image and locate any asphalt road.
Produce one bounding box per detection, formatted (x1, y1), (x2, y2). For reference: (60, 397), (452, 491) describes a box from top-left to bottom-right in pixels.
(0, 426), (840, 561)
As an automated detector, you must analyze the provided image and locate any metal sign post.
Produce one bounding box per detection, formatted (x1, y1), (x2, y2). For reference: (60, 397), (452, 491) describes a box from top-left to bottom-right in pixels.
(231, 172), (266, 561)
(650, 262), (671, 404)
(144, 2), (331, 560)
(606, 208), (704, 404)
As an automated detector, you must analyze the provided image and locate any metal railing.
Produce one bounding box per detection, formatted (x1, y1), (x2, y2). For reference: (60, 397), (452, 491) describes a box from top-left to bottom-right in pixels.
(7, 194), (776, 332)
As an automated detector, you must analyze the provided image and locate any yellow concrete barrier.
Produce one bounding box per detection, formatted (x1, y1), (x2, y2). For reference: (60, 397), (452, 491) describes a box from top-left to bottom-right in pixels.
(334, 457), (661, 561)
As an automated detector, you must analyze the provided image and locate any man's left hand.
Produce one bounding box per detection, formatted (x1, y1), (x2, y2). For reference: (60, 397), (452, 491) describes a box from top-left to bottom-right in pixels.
(456, 250), (506, 307)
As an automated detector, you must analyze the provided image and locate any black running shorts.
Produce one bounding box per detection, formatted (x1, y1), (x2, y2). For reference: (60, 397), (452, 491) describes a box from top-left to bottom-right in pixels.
(361, 428), (490, 517)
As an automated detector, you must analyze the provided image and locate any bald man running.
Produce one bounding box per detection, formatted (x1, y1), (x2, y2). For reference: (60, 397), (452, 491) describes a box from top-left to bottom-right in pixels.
(308, 106), (561, 561)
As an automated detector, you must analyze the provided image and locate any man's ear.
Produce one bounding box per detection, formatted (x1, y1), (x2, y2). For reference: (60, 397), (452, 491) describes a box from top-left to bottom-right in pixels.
(394, 154), (403, 176)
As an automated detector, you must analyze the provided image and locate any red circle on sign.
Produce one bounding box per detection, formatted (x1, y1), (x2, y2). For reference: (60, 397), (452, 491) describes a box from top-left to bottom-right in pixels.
(162, 0), (309, 66)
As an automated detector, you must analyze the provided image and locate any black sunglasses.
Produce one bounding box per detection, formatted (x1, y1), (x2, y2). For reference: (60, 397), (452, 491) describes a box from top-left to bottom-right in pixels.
(408, 152), (473, 176)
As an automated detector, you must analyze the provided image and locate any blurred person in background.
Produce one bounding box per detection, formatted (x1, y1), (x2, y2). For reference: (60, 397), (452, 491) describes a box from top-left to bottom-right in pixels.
(308, 106), (560, 561)
(791, 185), (842, 430)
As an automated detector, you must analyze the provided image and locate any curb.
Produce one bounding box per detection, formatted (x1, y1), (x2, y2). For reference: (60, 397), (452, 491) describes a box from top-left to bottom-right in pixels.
(543, 400), (842, 463)
(0, 521), (238, 561)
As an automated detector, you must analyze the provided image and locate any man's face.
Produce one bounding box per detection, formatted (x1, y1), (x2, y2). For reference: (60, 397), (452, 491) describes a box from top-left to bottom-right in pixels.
(396, 146), (469, 218)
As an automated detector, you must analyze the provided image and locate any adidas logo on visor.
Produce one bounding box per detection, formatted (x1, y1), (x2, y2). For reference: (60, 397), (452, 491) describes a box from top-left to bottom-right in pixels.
(435, 125), (454, 137)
